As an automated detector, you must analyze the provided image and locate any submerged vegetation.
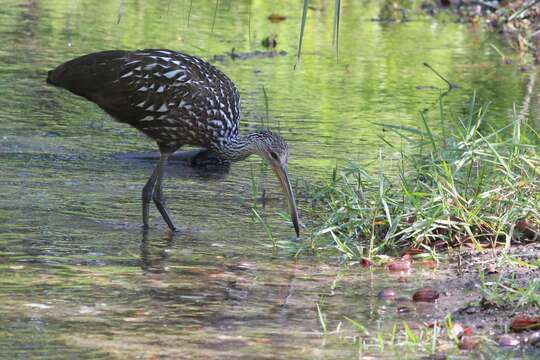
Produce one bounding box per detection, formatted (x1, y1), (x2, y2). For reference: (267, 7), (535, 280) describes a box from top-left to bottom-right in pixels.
(306, 95), (540, 259)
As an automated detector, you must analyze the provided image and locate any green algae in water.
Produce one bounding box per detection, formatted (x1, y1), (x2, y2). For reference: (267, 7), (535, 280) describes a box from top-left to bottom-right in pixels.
(0, 0), (536, 358)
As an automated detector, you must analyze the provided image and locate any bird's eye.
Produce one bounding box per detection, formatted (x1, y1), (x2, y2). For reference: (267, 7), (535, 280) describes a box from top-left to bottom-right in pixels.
(270, 152), (278, 160)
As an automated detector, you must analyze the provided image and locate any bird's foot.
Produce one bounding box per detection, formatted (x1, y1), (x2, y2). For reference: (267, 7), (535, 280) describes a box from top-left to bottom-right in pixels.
(168, 227), (182, 234)
(141, 224), (182, 234)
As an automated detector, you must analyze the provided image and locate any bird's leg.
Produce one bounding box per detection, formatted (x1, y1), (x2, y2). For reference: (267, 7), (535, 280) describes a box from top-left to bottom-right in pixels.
(142, 152), (177, 231)
(142, 160), (160, 229)
(152, 165), (178, 232)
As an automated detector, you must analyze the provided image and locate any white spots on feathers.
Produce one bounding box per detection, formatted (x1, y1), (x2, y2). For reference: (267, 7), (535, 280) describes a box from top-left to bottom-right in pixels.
(142, 103), (168, 112)
(117, 49), (243, 148)
(164, 69), (184, 79)
(143, 64), (158, 71)
(209, 119), (223, 128)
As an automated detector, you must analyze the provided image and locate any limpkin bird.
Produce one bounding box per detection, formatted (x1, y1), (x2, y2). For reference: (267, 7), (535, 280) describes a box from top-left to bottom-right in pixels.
(47, 49), (300, 236)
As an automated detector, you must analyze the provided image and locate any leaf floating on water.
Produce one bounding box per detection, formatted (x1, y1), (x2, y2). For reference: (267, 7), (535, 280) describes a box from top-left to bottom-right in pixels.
(412, 288), (439, 302)
(268, 13), (287, 23)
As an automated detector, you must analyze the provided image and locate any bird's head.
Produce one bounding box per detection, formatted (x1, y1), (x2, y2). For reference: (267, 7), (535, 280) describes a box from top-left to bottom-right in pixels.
(250, 130), (300, 237)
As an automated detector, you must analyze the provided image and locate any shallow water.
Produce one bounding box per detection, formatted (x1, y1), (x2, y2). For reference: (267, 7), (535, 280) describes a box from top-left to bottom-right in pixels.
(0, 0), (536, 358)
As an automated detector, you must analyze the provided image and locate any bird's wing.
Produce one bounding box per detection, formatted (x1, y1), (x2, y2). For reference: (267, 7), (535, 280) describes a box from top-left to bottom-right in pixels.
(48, 49), (241, 131)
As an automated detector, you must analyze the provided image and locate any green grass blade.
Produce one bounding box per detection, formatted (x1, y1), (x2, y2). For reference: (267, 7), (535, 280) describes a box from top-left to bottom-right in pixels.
(211, 0), (219, 33)
(332, 0), (341, 61)
(316, 303), (327, 333)
(252, 208), (275, 246)
(295, 0), (310, 69)
(187, 0), (193, 26)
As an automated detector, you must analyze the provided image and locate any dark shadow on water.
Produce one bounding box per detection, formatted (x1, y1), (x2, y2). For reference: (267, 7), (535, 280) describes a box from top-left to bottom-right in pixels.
(139, 230), (176, 274)
(114, 149), (231, 179)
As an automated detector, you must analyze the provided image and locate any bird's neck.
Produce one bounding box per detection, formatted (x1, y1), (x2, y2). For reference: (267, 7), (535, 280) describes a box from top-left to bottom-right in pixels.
(218, 133), (261, 161)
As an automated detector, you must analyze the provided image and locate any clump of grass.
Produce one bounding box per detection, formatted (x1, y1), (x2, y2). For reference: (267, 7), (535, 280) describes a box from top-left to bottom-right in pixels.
(479, 263), (540, 309)
(307, 96), (540, 259)
(329, 313), (472, 357)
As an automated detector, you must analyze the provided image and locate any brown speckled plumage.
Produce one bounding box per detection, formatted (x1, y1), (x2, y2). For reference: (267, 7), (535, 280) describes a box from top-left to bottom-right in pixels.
(47, 49), (300, 236)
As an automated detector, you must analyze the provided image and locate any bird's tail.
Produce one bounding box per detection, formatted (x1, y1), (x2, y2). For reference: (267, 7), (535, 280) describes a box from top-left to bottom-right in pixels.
(46, 69), (59, 86)
(45, 50), (129, 95)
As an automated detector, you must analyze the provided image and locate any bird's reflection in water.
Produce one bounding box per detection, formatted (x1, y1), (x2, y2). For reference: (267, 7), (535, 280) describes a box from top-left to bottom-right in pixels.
(132, 149), (229, 273)
(138, 229), (300, 316)
(139, 230), (176, 274)
(115, 148), (231, 180)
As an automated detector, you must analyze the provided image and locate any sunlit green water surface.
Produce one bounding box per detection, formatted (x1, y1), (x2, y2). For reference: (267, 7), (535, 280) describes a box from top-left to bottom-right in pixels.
(0, 0), (537, 358)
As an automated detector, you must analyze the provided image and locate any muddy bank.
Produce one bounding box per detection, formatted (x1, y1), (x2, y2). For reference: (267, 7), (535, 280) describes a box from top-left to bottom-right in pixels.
(430, 242), (540, 353)
(425, 0), (540, 62)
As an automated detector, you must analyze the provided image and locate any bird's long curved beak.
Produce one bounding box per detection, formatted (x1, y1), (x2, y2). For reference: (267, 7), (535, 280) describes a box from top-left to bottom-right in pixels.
(272, 164), (300, 237)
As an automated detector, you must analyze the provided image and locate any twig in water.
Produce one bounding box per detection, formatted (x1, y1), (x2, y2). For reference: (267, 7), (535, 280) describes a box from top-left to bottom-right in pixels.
(262, 85), (270, 128)
(332, 0), (341, 62)
(211, 0), (219, 33)
(252, 208), (275, 246)
(516, 67), (538, 124)
(423, 62), (458, 90)
(187, 0), (193, 26)
(508, 0), (540, 22)
(295, 0), (310, 69)
(248, 0), (252, 43)
(489, 43), (508, 63)
(117, 0), (125, 24)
